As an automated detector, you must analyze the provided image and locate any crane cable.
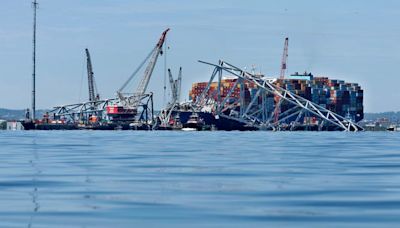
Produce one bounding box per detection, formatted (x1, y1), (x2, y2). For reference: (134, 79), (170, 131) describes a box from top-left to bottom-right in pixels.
(163, 37), (167, 107)
(78, 53), (85, 103)
(93, 76), (100, 100)
(118, 47), (155, 93)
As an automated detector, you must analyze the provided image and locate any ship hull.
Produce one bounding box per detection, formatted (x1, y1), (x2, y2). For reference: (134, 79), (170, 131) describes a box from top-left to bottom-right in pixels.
(21, 121), (78, 130)
(176, 111), (258, 131)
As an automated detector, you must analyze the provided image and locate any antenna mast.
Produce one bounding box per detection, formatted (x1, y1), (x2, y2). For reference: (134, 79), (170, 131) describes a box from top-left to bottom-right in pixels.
(31, 0), (39, 120)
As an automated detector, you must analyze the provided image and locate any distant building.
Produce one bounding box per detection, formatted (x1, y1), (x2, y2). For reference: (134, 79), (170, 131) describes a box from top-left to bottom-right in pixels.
(6, 121), (24, 130)
(0, 120), (6, 130)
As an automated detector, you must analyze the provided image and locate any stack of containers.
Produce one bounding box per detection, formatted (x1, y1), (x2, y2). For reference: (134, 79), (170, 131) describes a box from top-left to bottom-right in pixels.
(189, 75), (363, 122)
(274, 75), (363, 122)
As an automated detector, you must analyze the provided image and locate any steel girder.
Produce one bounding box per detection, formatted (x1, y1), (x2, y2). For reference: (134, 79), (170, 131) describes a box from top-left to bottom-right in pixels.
(51, 99), (115, 122)
(195, 60), (364, 132)
(50, 94), (154, 124)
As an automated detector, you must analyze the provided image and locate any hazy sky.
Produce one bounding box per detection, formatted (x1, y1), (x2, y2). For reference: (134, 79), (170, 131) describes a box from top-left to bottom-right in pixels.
(1, 0), (399, 112)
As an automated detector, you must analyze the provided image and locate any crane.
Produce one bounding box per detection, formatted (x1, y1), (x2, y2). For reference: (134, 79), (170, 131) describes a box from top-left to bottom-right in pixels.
(85, 48), (100, 102)
(117, 28), (170, 110)
(159, 67), (182, 127)
(168, 69), (176, 104)
(275, 37), (289, 123)
(176, 67), (182, 103)
(168, 67), (182, 106)
(280, 37), (289, 79)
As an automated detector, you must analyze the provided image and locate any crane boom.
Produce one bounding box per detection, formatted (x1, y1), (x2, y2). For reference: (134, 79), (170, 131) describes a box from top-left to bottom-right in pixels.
(275, 37), (289, 123)
(167, 67), (182, 106)
(135, 28), (170, 96)
(117, 29), (170, 109)
(279, 37), (289, 79)
(177, 67), (182, 103)
(86, 48), (97, 102)
(168, 69), (177, 103)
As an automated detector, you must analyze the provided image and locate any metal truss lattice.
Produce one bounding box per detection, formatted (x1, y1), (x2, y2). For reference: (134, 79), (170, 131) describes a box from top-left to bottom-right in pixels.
(194, 60), (363, 132)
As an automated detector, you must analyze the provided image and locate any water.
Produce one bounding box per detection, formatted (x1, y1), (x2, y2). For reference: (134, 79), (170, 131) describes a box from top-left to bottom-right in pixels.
(1, 131), (400, 227)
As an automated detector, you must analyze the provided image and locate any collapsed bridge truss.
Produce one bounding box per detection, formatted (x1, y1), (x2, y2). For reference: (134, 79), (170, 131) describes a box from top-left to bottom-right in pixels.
(49, 94), (154, 124)
(194, 60), (364, 132)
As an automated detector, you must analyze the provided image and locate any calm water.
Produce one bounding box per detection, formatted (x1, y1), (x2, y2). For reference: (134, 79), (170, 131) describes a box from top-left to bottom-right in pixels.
(1, 131), (400, 227)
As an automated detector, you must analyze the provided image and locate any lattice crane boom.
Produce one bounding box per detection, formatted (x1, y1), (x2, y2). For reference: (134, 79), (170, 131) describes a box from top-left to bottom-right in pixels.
(85, 48), (98, 102)
(280, 37), (289, 79)
(117, 29), (170, 109)
(135, 28), (170, 96)
(177, 67), (182, 103)
(168, 69), (177, 103)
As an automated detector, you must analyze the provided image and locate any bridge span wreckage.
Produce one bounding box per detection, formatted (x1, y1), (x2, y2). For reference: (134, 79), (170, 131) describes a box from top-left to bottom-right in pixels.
(22, 23), (363, 131)
(184, 60), (363, 132)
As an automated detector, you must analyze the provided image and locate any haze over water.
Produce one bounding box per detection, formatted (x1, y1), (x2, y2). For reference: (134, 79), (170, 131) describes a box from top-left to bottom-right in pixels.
(1, 131), (399, 227)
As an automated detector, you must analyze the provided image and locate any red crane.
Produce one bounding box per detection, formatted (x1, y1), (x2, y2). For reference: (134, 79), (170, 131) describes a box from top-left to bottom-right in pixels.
(280, 37), (289, 79)
(274, 37), (289, 124)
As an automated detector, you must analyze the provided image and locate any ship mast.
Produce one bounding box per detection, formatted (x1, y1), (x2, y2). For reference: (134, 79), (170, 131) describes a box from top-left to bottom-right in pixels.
(31, 0), (38, 120)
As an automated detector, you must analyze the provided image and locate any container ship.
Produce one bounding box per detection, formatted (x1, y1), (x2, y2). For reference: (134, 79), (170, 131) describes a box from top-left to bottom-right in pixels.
(187, 72), (363, 129)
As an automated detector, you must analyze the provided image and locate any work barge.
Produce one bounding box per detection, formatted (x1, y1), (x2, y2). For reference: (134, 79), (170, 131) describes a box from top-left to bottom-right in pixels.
(22, 3), (364, 132)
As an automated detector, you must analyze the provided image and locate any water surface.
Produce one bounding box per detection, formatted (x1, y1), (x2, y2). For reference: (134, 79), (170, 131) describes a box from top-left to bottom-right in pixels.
(0, 131), (399, 227)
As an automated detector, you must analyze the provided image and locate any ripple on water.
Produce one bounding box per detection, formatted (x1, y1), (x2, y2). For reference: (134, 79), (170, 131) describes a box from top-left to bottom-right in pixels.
(0, 131), (399, 227)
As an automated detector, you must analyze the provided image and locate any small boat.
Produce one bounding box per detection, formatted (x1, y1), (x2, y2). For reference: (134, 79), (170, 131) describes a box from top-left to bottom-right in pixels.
(181, 127), (197, 131)
(182, 113), (204, 131)
(387, 125), (396, 131)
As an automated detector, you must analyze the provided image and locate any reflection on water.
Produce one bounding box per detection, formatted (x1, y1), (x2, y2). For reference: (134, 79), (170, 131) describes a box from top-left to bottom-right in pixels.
(0, 131), (399, 227)
(83, 146), (98, 211)
(28, 136), (40, 228)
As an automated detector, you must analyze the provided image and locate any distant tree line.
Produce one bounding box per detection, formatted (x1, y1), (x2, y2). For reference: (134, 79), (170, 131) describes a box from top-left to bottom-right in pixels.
(363, 112), (400, 122)
(0, 108), (47, 120)
(0, 121), (6, 130)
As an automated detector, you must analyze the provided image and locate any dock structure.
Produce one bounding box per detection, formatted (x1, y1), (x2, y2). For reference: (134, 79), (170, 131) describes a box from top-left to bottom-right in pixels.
(193, 60), (363, 132)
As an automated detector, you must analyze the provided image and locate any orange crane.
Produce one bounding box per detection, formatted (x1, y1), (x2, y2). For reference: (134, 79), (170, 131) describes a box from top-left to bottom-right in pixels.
(274, 37), (289, 123)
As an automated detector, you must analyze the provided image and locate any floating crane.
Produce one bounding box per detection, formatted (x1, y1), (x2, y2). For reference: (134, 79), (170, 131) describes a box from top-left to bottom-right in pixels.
(24, 29), (169, 129)
(85, 48), (100, 103)
(106, 29), (170, 124)
(116, 28), (170, 111)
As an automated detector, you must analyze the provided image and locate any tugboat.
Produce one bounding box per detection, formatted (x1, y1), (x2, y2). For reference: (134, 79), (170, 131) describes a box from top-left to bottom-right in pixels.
(387, 124), (397, 131)
(182, 112), (205, 131)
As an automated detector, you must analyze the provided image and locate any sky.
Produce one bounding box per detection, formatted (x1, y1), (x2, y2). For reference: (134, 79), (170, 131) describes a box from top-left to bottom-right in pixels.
(0, 0), (399, 112)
